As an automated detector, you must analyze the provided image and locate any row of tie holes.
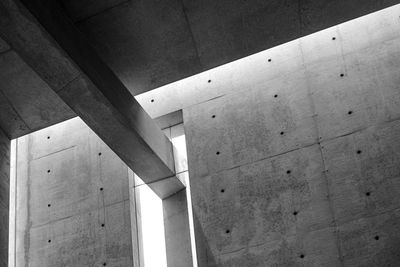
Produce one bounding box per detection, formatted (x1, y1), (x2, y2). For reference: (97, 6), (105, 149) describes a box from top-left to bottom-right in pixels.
(149, 36), (344, 104)
(46, 149), (106, 256)
(218, 149), (375, 245)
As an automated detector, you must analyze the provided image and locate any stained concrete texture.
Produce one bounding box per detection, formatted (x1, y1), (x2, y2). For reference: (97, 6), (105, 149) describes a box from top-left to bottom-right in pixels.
(14, 118), (132, 266)
(0, 128), (10, 267)
(181, 4), (400, 266)
(60, 0), (400, 94)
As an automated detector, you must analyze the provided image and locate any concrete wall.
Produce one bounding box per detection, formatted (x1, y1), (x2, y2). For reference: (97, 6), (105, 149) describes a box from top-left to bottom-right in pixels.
(14, 118), (132, 266)
(179, 5), (400, 267)
(0, 128), (10, 267)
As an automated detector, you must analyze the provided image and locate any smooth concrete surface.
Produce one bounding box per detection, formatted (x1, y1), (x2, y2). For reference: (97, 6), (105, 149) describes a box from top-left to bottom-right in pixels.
(0, 128), (10, 267)
(174, 5), (400, 266)
(13, 118), (133, 266)
(59, 0), (400, 94)
(0, 0), (184, 198)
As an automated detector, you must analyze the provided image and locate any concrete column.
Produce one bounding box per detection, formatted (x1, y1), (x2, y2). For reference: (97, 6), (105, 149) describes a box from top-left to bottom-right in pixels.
(0, 128), (10, 267)
(163, 189), (193, 267)
(162, 124), (194, 267)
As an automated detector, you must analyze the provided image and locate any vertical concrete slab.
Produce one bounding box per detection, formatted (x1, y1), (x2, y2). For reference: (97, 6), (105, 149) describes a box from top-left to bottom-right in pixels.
(0, 128), (10, 267)
(187, 143), (339, 265)
(14, 118), (134, 266)
(181, 5), (400, 266)
(163, 190), (193, 267)
(128, 170), (141, 267)
(8, 139), (16, 267)
(163, 123), (194, 267)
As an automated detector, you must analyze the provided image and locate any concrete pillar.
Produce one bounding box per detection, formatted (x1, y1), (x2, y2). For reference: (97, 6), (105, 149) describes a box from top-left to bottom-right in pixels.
(0, 128), (9, 267)
(163, 189), (193, 267)
(0, 128), (10, 267)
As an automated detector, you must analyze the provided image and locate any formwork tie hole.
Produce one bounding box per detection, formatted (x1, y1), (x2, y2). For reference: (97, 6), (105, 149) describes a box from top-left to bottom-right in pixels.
(225, 229), (230, 234)
(208, 79), (212, 83)
(101, 224), (105, 227)
(47, 136), (50, 139)
(48, 204), (51, 207)
(212, 115), (216, 118)
(274, 94), (278, 98)
(375, 235), (379, 240)
(280, 131), (284, 135)
(47, 169), (51, 173)
(286, 170), (291, 174)
(340, 73), (345, 77)
(300, 254), (305, 259)
(293, 211), (298, 216)
(151, 99), (154, 103)
(48, 240), (51, 243)
(366, 192), (371, 196)
(100, 187), (104, 191)
(332, 37), (336, 40)
(348, 110), (353, 115)
(221, 189), (225, 193)
(216, 151), (220, 155)
(357, 150), (362, 154)
(268, 58), (272, 62)
(98, 152), (102, 156)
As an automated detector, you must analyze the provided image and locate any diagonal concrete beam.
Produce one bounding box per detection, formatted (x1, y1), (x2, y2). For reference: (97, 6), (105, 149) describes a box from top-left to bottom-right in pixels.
(0, 0), (184, 198)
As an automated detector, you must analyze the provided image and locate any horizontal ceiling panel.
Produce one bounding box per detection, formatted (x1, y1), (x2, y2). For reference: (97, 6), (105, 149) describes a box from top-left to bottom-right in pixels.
(59, 0), (400, 94)
(76, 0), (201, 95)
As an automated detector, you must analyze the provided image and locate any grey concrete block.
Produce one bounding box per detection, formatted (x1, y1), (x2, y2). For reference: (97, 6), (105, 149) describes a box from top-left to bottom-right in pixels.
(16, 118), (133, 266)
(0, 129), (9, 267)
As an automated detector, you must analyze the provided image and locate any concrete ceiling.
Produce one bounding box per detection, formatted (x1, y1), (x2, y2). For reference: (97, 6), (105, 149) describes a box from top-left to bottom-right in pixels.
(60, 0), (400, 95)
